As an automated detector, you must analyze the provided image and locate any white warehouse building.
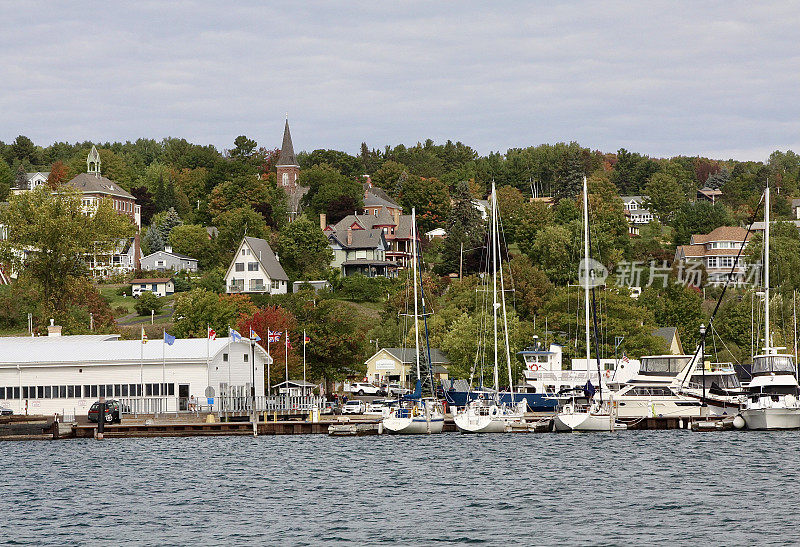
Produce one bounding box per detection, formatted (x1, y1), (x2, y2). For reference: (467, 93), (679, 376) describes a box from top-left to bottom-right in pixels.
(0, 334), (270, 417)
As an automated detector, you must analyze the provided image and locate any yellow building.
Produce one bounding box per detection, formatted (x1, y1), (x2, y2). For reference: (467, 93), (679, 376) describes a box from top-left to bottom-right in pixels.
(364, 348), (450, 387)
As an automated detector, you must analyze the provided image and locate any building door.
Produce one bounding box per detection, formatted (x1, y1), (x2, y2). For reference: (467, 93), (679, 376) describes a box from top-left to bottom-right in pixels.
(179, 384), (189, 411)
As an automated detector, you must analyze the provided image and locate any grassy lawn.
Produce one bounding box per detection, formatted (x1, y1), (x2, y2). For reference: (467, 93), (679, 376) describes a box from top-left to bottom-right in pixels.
(98, 284), (175, 319)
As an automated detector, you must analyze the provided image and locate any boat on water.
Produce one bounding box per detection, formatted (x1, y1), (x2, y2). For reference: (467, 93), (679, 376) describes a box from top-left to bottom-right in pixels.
(553, 176), (617, 432)
(552, 387), (627, 432)
(382, 208), (445, 435)
(453, 181), (526, 434)
(740, 181), (800, 430)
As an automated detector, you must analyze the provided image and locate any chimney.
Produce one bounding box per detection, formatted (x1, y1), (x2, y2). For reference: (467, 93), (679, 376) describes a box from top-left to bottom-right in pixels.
(165, 245), (172, 253)
(320, 213), (327, 231)
(393, 209), (400, 225)
(47, 319), (62, 337)
(347, 227), (353, 246)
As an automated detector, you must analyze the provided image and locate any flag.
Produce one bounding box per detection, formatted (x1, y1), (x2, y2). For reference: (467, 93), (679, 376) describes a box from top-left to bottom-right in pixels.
(583, 380), (596, 398)
(249, 328), (261, 342)
(208, 327), (216, 340)
(141, 326), (148, 344)
(268, 330), (281, 343)
(230, 328), (242, 342)
(304, 333), (311, 344)
(164, 332), (176, 345)
(622, 353), (629, 363)
(286, 336), (293, 350)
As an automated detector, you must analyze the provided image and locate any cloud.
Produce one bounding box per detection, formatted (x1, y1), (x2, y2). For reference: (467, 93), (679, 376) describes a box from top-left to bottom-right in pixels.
(0, 1), (797, 161)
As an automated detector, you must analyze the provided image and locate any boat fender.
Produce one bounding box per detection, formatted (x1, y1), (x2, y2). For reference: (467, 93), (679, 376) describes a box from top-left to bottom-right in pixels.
(786, 394), (797, 407)
(531, 363), (539, 371)
(563, 404), (573, 414)
(490, 406), (499, 417)
(412, 407), (421, 417)
(733, 415), (746, 429)
(604, 370), (611, 379)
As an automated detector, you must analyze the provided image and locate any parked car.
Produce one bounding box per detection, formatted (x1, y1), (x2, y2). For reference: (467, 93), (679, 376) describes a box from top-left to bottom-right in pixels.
(88, 400), (122, 424)
(342, 400), (366, 414)
(321, 401), (340, 415)
(365, 399), (395, 416)
(0, 406), (13, 416)
(346, 382), (380, 396)
(381, 383), (410, 397)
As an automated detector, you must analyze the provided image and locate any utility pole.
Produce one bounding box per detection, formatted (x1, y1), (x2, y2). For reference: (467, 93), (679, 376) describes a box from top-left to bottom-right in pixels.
(459, 242), (463, 280)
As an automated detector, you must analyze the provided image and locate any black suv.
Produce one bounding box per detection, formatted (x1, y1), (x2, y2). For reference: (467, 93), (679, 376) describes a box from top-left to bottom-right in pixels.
(88, 400), (122, 424)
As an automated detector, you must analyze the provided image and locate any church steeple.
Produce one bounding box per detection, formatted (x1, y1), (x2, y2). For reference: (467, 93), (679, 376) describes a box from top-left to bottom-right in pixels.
(276, 118), (300, 190)
(276, 118), (298, 167)
(87, 145), (101, 177)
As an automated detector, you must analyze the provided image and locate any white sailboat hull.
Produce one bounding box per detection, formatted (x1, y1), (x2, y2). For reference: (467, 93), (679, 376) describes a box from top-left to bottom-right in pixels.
(382, 415), (444, 434)
(742, 408), (800, 430)
(553, 411), (614, 432)
(453, 413), (509, 433)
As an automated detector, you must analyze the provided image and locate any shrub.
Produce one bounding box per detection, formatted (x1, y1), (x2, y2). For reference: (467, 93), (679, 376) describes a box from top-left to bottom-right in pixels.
(339, 274), (389, 302)
(134, 291), (163, 316)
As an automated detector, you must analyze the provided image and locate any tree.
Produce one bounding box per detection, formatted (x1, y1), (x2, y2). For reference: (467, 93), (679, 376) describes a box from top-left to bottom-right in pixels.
(293, 299), (369, 392)
(436, 181), (484, 275)
(10, 135), (37, 164)
(371, 160), (408, 194)
(0, 186), (135, 311)
(46, 161), (69, 189)
(214, 207), (270, 253)
(672, 201), (734, 246)
(134, 291), (163, 316)
(208, 174), (287, 229)
(15, 165), (28, 190)
(552, 148), (585, 200)
(275, 217), (333, 280)
(168, 224), (218, 269)
(528, 224), (576, 285)
(0, 158), (13, 201)
(229, 135), (258, 161)
(398, 175), (451, 232)
(644, 172), (686, 223)
(495, 185), (527, 243)
(172, 289), (257, 338)
(640, 283), (705, 349)
(237, 306), (298, 385)
(130, 186), (157, 226)
(507, 255), (552, 320)
(745, 222), (800, 295)
(299, 164), (364, 216)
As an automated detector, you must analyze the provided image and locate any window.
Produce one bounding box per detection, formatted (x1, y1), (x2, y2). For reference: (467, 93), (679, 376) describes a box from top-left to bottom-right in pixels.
(0, 387), (4, 399)
(707, 257), (718, 268)
(167, 384), (175, 396)
(84, 385), (91, 397)
(67, 385), (74, 398)
(91, 385), (98, 397)
(282, 172), (289, 186)
(60, 386), (67, 398)
(223, 353), (228, 362)
(272, 280), (280, 290)
(99, 385), (106, 397)
(121, 385), (129, 397)
(248, 262), (259, 271)
(44, 386), (52, 399)
(37, 386), (44, 398)
(244, 354), (249, 362)
(235, 262), (245, 272)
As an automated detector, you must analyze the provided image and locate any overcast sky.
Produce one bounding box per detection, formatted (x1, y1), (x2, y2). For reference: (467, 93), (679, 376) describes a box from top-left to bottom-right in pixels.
(1, 1), (798, 161)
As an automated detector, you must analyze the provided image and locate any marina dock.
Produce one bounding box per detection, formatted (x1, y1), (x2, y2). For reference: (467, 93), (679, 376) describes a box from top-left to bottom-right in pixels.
(1, 413), (739, 440)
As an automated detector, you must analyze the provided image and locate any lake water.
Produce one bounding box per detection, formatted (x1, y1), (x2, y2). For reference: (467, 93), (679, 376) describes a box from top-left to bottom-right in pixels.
(2, 431), (800, 545)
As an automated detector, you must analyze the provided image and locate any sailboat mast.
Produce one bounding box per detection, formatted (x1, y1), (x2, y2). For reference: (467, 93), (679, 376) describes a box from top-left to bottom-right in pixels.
(412, 207), (421, 380)
(583, 176), (591, 366)
(494, 185), (515, 400)
(491, 181), (500, 393)
(764, 180), (770, 351)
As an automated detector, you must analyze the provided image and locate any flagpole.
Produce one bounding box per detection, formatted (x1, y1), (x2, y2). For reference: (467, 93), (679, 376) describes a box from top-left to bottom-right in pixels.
(162, 328), (166, 412)
(303, 329), (307, 397)
(206, 324), (211, 404)
(267, 330), (271, 396)
(227, 326), (232, 407)
(140, 327), (144, 405)
(285, 330), (289, 389)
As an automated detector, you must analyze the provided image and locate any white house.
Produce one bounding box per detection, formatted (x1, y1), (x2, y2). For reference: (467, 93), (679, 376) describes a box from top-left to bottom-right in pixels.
(140, 246), (199, 273)
(130, 277), (175, 297)
(0, 334), (270, 416)
(364, 347), (450, 387)
(12, 172), (50, 194)
(621, 195), (654, 224)
(225, 236), (289, 294)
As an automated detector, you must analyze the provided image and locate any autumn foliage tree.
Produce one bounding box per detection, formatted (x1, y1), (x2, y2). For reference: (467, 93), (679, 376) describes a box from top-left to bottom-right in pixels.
(237, 306), (298, 386)
(47, 161), (69, 189)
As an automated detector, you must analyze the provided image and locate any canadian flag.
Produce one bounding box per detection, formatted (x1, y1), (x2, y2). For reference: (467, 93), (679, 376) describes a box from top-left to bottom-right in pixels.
(208, 327), (216, 340)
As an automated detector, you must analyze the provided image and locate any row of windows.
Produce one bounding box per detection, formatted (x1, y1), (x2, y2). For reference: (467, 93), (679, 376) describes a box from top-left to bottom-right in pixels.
(234, 262), (260, 272)
(707, 241), (744, 249)
(221, 353), (249, 362)
(0, 383), (175, 400)
(707, 256), (743, 268)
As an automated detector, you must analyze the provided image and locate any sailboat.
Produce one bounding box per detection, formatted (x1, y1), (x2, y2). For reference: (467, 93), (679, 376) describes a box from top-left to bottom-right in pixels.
(740, 180), (800, 430)
(453, 182), (527, 433)
(553, 177), (621, 432)
(382, 208), (445, 435)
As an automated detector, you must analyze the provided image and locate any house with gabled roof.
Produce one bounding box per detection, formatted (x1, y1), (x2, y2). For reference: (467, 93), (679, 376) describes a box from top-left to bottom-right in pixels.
(140, 246), (199, 272)
(364, 347), (450, 387)
(324, 216), (396, 278)
(224, 236), (289, 294)
(674, 226), (751, 285)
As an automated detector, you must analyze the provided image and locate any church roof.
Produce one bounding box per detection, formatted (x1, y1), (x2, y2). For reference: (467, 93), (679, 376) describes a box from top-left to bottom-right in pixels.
(66, 173), (135, 200)
(276, 119), (298, 166)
